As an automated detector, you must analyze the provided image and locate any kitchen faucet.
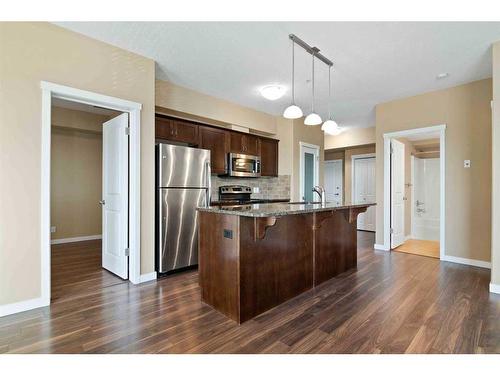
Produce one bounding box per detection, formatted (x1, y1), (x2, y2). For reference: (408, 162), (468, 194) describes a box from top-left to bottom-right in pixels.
(312, 186), (326, 204)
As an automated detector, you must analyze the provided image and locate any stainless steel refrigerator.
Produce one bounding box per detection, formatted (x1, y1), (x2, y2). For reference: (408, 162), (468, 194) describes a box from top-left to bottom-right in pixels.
(156, 143), (211, 274)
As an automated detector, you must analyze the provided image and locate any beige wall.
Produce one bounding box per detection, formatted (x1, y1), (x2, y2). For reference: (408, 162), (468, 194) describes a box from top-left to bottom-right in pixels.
(156, 79), (278, 135)
(292, 119), (325, 201)
(325, 126), (375, 150)
(51, 107), (111, 240)
(376, 79), (492, 262)
(492, 42), (500, 286)
(275, 117), (294, 178)
(0, 22), (155, 307)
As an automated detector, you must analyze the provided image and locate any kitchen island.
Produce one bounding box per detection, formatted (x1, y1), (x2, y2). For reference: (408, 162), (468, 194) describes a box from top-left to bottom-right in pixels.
(197, 202), (374, 323)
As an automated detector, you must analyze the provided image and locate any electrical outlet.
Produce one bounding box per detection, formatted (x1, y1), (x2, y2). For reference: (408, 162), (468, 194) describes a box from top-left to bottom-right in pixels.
(50, 226), (56, 233)
(464, 160), (471, 168)
(253, 187), (260, 194)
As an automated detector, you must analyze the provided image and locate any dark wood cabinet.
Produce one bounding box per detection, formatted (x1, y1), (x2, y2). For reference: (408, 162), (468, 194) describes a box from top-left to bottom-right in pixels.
(155, 117), (172, 140)
(155, 118), (198, 145)
(259, 138), (279, 177)
(230, 133), (260, 156)
(199, 126), (229, 174)
(155, 115), (279, 176)
(171, 120), (198, 144)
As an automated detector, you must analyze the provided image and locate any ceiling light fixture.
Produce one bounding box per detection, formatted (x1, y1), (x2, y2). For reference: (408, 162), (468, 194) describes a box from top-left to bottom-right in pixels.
(436, 72), (450, 80)
(321, 65), (341, 135)
(283, 39), (303, 119)
(304, 49), (322, 126)
(260, 85), (285, 101)
(283, 34), (333, 127)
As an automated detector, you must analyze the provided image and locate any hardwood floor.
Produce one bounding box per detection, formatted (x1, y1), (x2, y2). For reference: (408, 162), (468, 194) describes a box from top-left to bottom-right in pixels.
(393, 239), (440, 259)
(1, 233), (499, 354)
(50, 240), (127, 303)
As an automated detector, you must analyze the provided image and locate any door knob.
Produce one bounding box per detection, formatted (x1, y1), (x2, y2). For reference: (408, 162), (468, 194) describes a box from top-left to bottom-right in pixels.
(99, 200), (106, 205)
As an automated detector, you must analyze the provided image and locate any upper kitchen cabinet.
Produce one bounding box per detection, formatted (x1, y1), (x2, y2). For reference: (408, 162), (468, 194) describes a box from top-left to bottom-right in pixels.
(199, 126), (229, 174)
(259, 138), (279, 177)
(155, 117), (172, 140)
(155, 117), (198, 145)
(229, 132), (260, 156)
(171, 120), (199, 144)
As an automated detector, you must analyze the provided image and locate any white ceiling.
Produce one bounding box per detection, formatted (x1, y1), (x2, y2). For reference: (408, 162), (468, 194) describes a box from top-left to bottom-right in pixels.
(55, 22), (500, 129)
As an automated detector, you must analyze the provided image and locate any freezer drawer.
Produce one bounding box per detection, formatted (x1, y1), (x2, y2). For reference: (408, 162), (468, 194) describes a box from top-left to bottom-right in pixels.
(158, 188), (206, 273)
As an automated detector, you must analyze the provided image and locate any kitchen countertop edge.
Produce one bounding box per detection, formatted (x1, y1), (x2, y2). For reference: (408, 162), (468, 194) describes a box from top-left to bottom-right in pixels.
(197, 202), (376, 218)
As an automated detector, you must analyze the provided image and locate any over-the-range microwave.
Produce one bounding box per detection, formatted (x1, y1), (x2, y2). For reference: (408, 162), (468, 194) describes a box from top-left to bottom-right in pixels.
(227, 153), (261, 177)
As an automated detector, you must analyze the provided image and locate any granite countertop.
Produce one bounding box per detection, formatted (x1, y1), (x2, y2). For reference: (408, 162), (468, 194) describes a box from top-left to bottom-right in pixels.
(197, 201), (376, 218)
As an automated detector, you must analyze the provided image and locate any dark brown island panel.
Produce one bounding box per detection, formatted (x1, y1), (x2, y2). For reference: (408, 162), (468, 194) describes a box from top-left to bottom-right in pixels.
(197, 203), (374, 323)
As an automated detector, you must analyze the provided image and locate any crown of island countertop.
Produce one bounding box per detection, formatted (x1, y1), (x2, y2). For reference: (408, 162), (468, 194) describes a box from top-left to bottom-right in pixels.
(197, 202), (376, 217)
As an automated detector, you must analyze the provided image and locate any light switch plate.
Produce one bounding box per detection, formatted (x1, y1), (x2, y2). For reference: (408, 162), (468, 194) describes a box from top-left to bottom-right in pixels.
(464, 160), (471, 168)
(50, 226), (56, 233)
(253, 187), (260, 194)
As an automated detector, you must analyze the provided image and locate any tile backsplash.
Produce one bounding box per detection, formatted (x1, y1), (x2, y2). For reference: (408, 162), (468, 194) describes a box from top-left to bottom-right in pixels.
(211, 175), (290, 201)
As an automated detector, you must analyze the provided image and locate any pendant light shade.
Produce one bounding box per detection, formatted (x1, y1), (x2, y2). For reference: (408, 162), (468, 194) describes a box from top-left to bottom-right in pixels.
(321, 65), (342, 134)
(283, 104), (303, 119)
(283, 40), (303, 119)
(321, 119), (341, 135)
(304, 50), (321, 125)
(304, 113), (322, 125)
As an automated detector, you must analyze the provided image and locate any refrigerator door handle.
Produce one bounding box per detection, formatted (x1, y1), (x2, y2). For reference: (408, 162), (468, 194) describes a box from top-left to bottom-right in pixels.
(205, 160), (211, 207)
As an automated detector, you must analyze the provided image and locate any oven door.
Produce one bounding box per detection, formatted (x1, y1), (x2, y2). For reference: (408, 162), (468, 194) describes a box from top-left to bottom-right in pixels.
(228, 153), (261, 177)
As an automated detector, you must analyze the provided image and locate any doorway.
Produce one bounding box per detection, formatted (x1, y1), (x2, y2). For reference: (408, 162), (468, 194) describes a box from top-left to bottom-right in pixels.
(324, 160), (343, 205)
(352, 154), (376, 231)
(382, 125), (445, 259)
(50, 99), (129, 301)
(299, 142), (320, 202)
(41, 82), (143, 308)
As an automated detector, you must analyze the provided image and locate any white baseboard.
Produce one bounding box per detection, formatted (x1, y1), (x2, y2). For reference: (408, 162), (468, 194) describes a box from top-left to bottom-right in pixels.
(0, 296), (48, 317)
(51, 234), (102, 245)
(442, 255), (491, 269)
(490, 283), (500, 294)
(139, 272), (157, 283)
(374, 243), (390, 251)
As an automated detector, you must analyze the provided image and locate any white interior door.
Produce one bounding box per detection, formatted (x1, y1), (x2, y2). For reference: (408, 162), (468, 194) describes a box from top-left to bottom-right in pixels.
(102, 113), (129, 279)
(353, 157), (376, 231)
(324, 160), (343, 205)
(391, 139), (405, 248)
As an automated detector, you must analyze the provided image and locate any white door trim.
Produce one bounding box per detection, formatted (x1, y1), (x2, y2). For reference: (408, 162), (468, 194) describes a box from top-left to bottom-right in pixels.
(382, 124), (446, 260)
(351, 153), (376, 203)
(299, 142), (320, 201)
(40, 81), (144, 310)
(410, 155), (416, 238)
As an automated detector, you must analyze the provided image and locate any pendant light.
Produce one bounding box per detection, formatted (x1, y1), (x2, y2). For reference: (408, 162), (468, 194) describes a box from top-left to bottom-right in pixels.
(283, 40), (303, 119)
(304, 51), (322, 125)
(321, 65), (341, 135)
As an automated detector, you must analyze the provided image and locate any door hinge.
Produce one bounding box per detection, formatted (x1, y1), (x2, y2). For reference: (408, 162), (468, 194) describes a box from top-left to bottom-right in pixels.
(125, 127), (130, 136)
(390, 228), (394, 234)
(125, 248), (130, 256)
(390, 143), (394, 154)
